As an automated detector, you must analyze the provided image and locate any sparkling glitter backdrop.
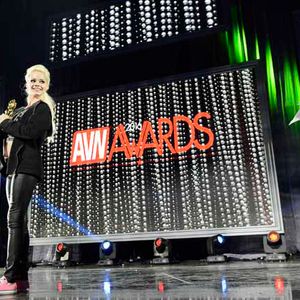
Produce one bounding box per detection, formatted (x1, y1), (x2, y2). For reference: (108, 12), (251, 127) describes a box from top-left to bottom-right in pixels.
(48, 0), (221, 63)
(30, 64), (283, 244)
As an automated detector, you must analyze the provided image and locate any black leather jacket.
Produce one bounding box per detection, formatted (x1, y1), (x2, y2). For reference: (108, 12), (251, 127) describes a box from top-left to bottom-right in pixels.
(0, 101), (52, 181)
(0, 132), (6, 176)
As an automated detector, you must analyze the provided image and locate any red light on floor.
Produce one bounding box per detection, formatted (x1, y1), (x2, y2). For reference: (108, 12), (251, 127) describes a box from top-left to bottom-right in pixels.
(57, 280), (63, 293)
(267, 231), (280, 243)
(274, 276), (285, 295)
(157, 281), (165, 293)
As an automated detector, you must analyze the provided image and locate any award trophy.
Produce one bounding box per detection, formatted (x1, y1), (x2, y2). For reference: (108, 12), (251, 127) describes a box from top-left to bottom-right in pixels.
(4, 99), (17, 117)
(1, 99), (17, 174)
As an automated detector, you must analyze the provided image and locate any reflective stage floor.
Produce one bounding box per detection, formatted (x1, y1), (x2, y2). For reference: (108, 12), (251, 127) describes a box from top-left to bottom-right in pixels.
(1, 260), (300, 299)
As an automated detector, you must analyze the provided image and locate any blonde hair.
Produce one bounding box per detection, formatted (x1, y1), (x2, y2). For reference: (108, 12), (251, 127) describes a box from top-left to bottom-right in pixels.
(25, 64), (56, 143)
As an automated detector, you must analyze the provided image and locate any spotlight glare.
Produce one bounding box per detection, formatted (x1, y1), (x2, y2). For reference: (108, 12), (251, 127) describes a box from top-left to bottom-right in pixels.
(56, 242), (64, 253)
(102, 241), (112, 250)
(267, 231), (280, 243)
(217, 234), (225, 244)
(56, 242), (69, 257)
(155, 238), (162, 248)
(154, 238), (167, 253)
(99, 240), (116, 264)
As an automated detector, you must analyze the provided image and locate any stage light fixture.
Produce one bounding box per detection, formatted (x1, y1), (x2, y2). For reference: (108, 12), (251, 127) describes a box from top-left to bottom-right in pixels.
(154, 238), (166, 254)
(263, 231), (287, 260)
(206, 235), (226, 263)
(101, 240), (113, 255)
(56, 242), (68, 257)
(152, 237), (170, 264)
(55, 243), (70, 266)
(98, 240), (116, 265)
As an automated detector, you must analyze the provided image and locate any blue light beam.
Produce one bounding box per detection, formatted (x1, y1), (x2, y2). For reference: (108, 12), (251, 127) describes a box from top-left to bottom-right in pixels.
(33, 195), (94, 236)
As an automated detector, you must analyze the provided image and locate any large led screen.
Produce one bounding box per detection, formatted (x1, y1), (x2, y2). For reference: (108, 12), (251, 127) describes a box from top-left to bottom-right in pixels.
(30, 63), (283, 245)
(48, 0), (224, 63)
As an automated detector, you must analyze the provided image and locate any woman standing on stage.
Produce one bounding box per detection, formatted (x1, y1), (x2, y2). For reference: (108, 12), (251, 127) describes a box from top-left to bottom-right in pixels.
(0, 64), (56, 294)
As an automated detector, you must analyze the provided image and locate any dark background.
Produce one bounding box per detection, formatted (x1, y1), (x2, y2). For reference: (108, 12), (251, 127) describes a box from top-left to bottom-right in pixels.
(1, 0), (300, 263)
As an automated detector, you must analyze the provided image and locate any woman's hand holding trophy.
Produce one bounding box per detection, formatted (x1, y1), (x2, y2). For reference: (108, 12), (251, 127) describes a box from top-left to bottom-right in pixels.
(0, 99), (16, 124)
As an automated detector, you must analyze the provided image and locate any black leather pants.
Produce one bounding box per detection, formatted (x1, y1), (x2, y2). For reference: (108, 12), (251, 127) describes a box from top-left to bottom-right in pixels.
(4, 173), (37, 283)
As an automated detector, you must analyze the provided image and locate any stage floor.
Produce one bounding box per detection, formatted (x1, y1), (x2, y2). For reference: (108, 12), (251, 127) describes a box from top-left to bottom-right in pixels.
(1, 260), (300, 299)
